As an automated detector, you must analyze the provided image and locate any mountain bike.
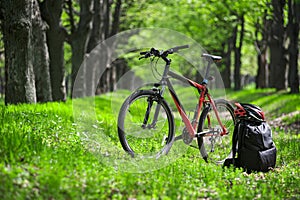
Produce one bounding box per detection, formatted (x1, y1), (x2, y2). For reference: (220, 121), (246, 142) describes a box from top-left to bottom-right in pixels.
(117, 45), (236, 163)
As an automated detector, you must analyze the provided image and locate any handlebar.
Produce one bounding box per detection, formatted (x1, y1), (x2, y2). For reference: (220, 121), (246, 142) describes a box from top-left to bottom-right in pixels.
(139, 45), (222, 64)
(201, 53), (222, 62)
(169, 44), (190, 52)
(139, 45), (189, 60)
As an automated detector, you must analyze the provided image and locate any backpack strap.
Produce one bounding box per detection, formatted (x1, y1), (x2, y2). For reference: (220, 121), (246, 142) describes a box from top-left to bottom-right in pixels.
(231, 122), (239, 160)
(223, 122), (240, 168)
(223, 122), (241, 167)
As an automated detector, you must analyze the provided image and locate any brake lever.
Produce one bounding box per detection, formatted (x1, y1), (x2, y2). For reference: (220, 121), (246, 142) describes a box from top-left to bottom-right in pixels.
(139, 52), (152, 60)
(140, 51), (148, 55)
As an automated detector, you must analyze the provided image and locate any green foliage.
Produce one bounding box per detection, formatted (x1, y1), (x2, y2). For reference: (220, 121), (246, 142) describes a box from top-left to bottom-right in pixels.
(121, 0), (277, 80)
(0, 89), (299, 199)
(61, 0), (80, 34)
(64, 43), (72, 74)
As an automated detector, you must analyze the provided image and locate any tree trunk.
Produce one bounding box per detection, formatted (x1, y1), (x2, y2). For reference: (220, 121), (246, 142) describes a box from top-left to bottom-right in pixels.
(287, 0), (300, 94)
(96, 0), (111, 94)
(233, 15), (245, 91)
(40, 0), (67, 101)
(68, 0), (93, 98)
(269, 0), (287, 91)
(96, 0), (122, 94)
(70, 0), (93, 98)
(222, 37), (233, 89)
(0, 67), (4, 97)
(2, 0), (37, 104)
(256, 48), (269, 89)
(32, 0), (52, 102)
(108, 0), (122, 93)
(110, 0), (122, 36)
(103, 0), (111, 39)
(85, 0), (123, 96)
(85, 0), (102, 97)
(255, 13), (270, 89)
(87, 0), (102, 53)
(110, 63), (117, 91)
(115, 58), (129, 83)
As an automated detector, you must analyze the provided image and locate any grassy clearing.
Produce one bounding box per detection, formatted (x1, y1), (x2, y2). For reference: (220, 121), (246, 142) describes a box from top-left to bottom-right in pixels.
(227, 88), (300, 119)
(0, 89), (299, 199)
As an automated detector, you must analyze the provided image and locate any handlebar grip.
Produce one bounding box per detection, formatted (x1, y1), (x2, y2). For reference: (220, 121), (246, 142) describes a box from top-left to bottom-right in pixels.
(140, 51), (148, 55)
(171, 44), (189, 53)
(202, 53), (222, 62)
(174, 44), (189, 50)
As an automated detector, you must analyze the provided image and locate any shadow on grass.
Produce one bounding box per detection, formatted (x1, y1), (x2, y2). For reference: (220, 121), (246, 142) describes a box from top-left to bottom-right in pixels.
(227, 88), (277, 103)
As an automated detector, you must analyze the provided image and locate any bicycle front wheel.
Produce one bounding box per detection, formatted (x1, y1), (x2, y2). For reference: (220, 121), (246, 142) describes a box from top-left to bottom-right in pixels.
(197, 99), (235, 163)
(117, 90), (175, 157)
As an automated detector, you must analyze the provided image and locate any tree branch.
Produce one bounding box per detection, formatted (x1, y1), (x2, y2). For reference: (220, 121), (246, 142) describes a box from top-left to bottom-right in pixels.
(66, 0), (76, 34)
(110, 0), (122, 36)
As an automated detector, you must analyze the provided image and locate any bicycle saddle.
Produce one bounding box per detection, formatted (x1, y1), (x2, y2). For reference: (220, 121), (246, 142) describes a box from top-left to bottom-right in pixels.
(202, 53), (222, 62)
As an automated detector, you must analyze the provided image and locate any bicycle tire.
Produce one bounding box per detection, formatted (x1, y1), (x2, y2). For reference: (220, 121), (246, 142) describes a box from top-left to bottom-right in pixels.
(117, 90), (175, 157)
(197, 99), (236, 163)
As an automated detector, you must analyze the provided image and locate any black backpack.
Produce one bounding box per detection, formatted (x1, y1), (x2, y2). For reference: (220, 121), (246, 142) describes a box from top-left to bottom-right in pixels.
(224, 103), (277, 173)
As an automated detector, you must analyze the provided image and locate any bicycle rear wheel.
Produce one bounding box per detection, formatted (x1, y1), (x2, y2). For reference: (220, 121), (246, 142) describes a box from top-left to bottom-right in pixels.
(197, 99), (235, 163)
(118, 90), (175, 157)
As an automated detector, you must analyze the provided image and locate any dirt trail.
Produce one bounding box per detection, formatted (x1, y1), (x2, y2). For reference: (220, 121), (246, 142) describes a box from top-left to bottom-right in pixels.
(269, 111), (300, 133)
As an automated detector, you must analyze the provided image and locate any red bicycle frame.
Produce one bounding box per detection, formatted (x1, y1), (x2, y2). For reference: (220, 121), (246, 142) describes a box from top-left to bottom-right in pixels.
(166, 71), (228, 139)
(152, 58), (228, 141)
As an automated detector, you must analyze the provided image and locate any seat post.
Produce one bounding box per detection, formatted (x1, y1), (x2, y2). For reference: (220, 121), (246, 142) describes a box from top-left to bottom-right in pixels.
(204, 60), (212, 80)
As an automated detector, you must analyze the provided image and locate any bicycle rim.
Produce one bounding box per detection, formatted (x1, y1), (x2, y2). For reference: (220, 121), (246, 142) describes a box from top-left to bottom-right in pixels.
(198, 99), (235, 163)
(118, 90), (174, 157)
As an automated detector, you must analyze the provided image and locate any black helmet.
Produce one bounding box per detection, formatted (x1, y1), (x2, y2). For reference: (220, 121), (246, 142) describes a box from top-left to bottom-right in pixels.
(234, 103), (265, 122)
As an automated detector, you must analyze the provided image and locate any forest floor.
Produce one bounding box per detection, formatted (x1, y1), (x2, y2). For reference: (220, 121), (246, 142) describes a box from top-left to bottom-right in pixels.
(0, 88), (299, 199)
(269, 110), (300, 132)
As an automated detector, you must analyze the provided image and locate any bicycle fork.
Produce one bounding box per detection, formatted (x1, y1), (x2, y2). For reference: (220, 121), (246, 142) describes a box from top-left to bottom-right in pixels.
(141, 97), (154, 129)
(141, 86), (165, 129)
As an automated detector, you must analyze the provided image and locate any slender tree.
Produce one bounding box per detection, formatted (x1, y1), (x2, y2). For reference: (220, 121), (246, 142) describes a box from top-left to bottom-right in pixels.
(85, 0), (103, 97)
(107, 0), (122, 92)
(86, 0), (123, 95)
(269, 0), (287, 90)
(255, 11), (271, 89)
(0, 13), (5, 97)
(218, 1), (248, 90)
(221, 36), (233, 89)
(287, 0), (300, 94)
(67, 0), (93, 98)
(32, 0), (52, 102)
(40, 0), (67, 101)
(233, 14), (245, 91)
(97, 0), (113, 94)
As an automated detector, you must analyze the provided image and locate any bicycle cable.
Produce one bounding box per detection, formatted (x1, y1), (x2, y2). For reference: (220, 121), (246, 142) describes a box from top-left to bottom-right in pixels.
(154, 57), (163, 79)
(150, 57), (162, 82)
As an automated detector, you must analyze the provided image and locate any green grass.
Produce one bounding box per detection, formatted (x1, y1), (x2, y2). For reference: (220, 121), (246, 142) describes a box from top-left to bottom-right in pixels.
(227, 88), (300, 119)
(0, 89), (299, 199)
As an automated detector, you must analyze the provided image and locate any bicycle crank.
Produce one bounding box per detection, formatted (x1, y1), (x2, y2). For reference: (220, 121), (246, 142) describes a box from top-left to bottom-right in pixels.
(182, 127), (193, 144)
